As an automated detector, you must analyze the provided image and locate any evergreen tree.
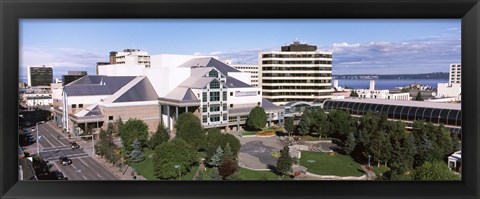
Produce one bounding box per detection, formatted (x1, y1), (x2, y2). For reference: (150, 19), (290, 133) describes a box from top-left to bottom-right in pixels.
(246, 106), (267, 130)
(129, 138), (145, 163)
(415, 92), (424, 101)
(297, 113), (311, 135)
(350, 90), (358, 97)
(276, 146), (293, 176)
(119, 119), (149, 152)
(149, 123), (170, 149)
(284, 117), (295, 137)
(223, 143), (234, 161)
(327, 109), (354, 140)
(343, 132), (356, 155)
(208, 146), (224, 167)
(209, 167), (222, 180)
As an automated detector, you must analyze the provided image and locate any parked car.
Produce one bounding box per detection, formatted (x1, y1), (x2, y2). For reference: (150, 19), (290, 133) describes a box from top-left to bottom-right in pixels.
(30, 128), (36, 132)
(59, 157), (72, 166)
(71, 142), (80, 149)
(28, 135), (36, 143)
(51, 170), (67, 180)
(23, 131), (32, 137)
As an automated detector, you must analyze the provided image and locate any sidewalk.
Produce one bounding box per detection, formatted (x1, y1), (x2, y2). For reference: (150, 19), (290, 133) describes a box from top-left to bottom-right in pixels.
(46, 121), (147, 180)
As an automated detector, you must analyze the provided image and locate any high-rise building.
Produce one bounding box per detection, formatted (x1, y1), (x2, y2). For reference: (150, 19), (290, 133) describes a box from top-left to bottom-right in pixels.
(62, 71), (87, 85)
(27, 65), (53, 87)
(259, 41), (334, 106)
(225, 61), (259, 87)
(109, 49), (151, 67)
(449, 63), (461, 85)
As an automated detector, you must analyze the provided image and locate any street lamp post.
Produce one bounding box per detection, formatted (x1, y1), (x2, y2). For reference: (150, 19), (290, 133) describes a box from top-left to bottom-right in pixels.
(438, 115), (441, 124)
(174, 165), (180, 180)
(36, 121), (45, 154)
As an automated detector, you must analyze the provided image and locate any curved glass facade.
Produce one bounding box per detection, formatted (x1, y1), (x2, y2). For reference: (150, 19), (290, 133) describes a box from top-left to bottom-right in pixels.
(323, 100), (461, 127)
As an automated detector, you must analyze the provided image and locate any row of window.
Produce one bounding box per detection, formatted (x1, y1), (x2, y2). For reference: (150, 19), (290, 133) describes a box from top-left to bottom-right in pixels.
(323, 100), (462, 126)
(262, 86), (332, 90)
(262, 67), (332, 71)
(262, 73), (332, 77)
(262, 54), (332, 58)
(262, 60), (332, 65)
(202, 114), (228, 123)
(71, 104), (84, 108)
(269, 98), (325, 103)
(263, 92), (332, 96)
(262, 79), (332, 84)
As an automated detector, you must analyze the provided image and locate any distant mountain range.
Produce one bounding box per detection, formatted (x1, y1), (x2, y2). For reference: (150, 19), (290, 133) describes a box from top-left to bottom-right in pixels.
(333, 72), (449, 80)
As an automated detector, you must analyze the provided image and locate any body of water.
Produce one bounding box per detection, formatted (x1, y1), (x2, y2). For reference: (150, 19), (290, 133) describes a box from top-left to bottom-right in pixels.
(335, 79), (448, 90)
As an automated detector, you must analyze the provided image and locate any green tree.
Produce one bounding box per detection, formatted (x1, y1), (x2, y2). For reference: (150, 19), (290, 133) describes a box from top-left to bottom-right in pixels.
(153, 139), (197, 179)
(415, 92), (424, 101)
(297, 113), (311, 136)
(413, 161), (460, 180)
(119, 119), (149, 152)
(284, 117), (295, 137)
(350, 90), (358, 97)
(245, 106), (267, 130)
(176, 115), (205, 151)
(297, 107), (329, 137)
(115, 116), (123, 134)
(209, 167), (222, 180)
(219, 158), (238, 180)
(387, 121), (416, 174)
(216, 133), (241, 156)
(327, 109), (354, 140)
(343, 132), (356, 155)
(223, 143), (234, 161)
(149, 123), (170, 149)
(175, 112), (201, 133)
(208, 146), (224, 167)
(276, 146), (293, 176)
(204, 128), (222, 149)
(129, 138), (145, 163)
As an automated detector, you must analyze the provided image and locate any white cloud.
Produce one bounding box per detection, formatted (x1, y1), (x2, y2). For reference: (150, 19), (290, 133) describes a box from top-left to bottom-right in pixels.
(20, 47), (103, 68)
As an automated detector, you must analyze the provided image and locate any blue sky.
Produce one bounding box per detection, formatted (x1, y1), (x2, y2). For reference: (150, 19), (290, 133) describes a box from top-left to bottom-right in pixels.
(20, 19), (460, 77)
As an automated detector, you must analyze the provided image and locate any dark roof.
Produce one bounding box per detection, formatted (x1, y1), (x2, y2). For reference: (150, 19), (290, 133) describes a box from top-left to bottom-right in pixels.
(64, 76), (136, 96)
(178, 57), (241, 76)
(84, 105), (102, 116)
(262, 99), (282, 109)
(225, 76), (251, 88)
(114, 78), (159, 103)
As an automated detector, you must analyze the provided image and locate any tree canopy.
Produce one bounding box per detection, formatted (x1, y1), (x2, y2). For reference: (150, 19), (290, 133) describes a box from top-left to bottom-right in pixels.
(119, 118), (149, 152)
(245, 106), (267, 130)
(153, 139), (197, 179)
(413, 161), (460, 180)
(276, 146), (293, 176)
(175, 113), (205, 151)
(149, 123), (170, 149)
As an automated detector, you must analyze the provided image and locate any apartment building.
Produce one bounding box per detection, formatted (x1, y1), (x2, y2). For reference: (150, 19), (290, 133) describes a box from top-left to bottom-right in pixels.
(259, 41), (334, 106)
(109, 49), (151, 67)
(436, 64), (461, 101)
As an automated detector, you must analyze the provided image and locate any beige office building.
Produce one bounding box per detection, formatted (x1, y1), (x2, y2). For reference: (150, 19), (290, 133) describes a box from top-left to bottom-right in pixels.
(259, 41), (334, 106)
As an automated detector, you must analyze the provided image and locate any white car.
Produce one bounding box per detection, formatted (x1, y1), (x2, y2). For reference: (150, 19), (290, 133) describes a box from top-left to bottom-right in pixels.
(31, 128), (36, 132)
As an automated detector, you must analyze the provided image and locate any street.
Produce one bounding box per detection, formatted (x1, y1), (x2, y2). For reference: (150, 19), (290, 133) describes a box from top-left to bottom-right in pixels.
(27, 122), (119, 180)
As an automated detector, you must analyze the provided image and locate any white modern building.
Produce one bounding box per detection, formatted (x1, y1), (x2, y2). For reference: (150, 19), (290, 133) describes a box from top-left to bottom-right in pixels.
(354, 80), (411, 100)
(53, 75), (160, 135)
(436, 64), (461, 101)
(21, 93), (53, 107)
(448, 150), (462, 172)
(159, 57), (284, 132)
(259, 41), (334, 106)
(225, 60), (259, 87)
(97, 53), (218, 97)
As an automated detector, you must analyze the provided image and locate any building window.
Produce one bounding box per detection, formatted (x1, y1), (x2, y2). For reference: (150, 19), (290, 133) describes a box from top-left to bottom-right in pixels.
(208, 70), (218, 78)
(210, 116), (220, 122)
(108, 116), (113, 121)
(230, 104), (233, 108)
(210, 92), (220, 101)
(210, 105), (220, 112)
(202, 92), (207, 101)
(72, 104), (76, 108)
(223, 91), (227, 101)
(258, 102), (261, 106)
(223, 103), (227, 110)
(230, 92), (233, 96)
(258, 91), (261, 95)
(223, 114), (227, 121)
(203, 106), (208, 112)
(79, 104), (83, 108)
(203, 115), (208, 123)
(210, 80), (220, 89)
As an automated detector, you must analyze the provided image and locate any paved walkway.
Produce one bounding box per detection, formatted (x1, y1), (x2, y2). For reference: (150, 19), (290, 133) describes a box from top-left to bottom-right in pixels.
(361, 165), (376, 180)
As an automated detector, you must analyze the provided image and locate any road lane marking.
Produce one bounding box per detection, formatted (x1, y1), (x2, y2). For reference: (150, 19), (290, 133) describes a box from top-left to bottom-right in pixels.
(96, 173), (102, 178)
(78, 158), (89, 167)
(71, 164), (76, 169)
(39, 132), (56, 148)
(82, 175), (87, 180)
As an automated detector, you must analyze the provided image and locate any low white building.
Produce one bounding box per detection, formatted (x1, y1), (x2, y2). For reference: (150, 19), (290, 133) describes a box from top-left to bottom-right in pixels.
(354, 80), (411, 100)
(436, 83), (461, 101)
(21, 93), (53, 107)
(448, 151), (461, 172)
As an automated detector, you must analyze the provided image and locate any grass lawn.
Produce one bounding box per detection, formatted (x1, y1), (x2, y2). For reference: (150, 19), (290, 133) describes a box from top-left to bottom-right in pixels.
(238, 167), (291, 180)
(129, 148), (200, 180)
(129, 148), (156, 180)
(240, 130), (258, 136)
(372, 165), (390, 177)
(300, 151), (365, 177)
